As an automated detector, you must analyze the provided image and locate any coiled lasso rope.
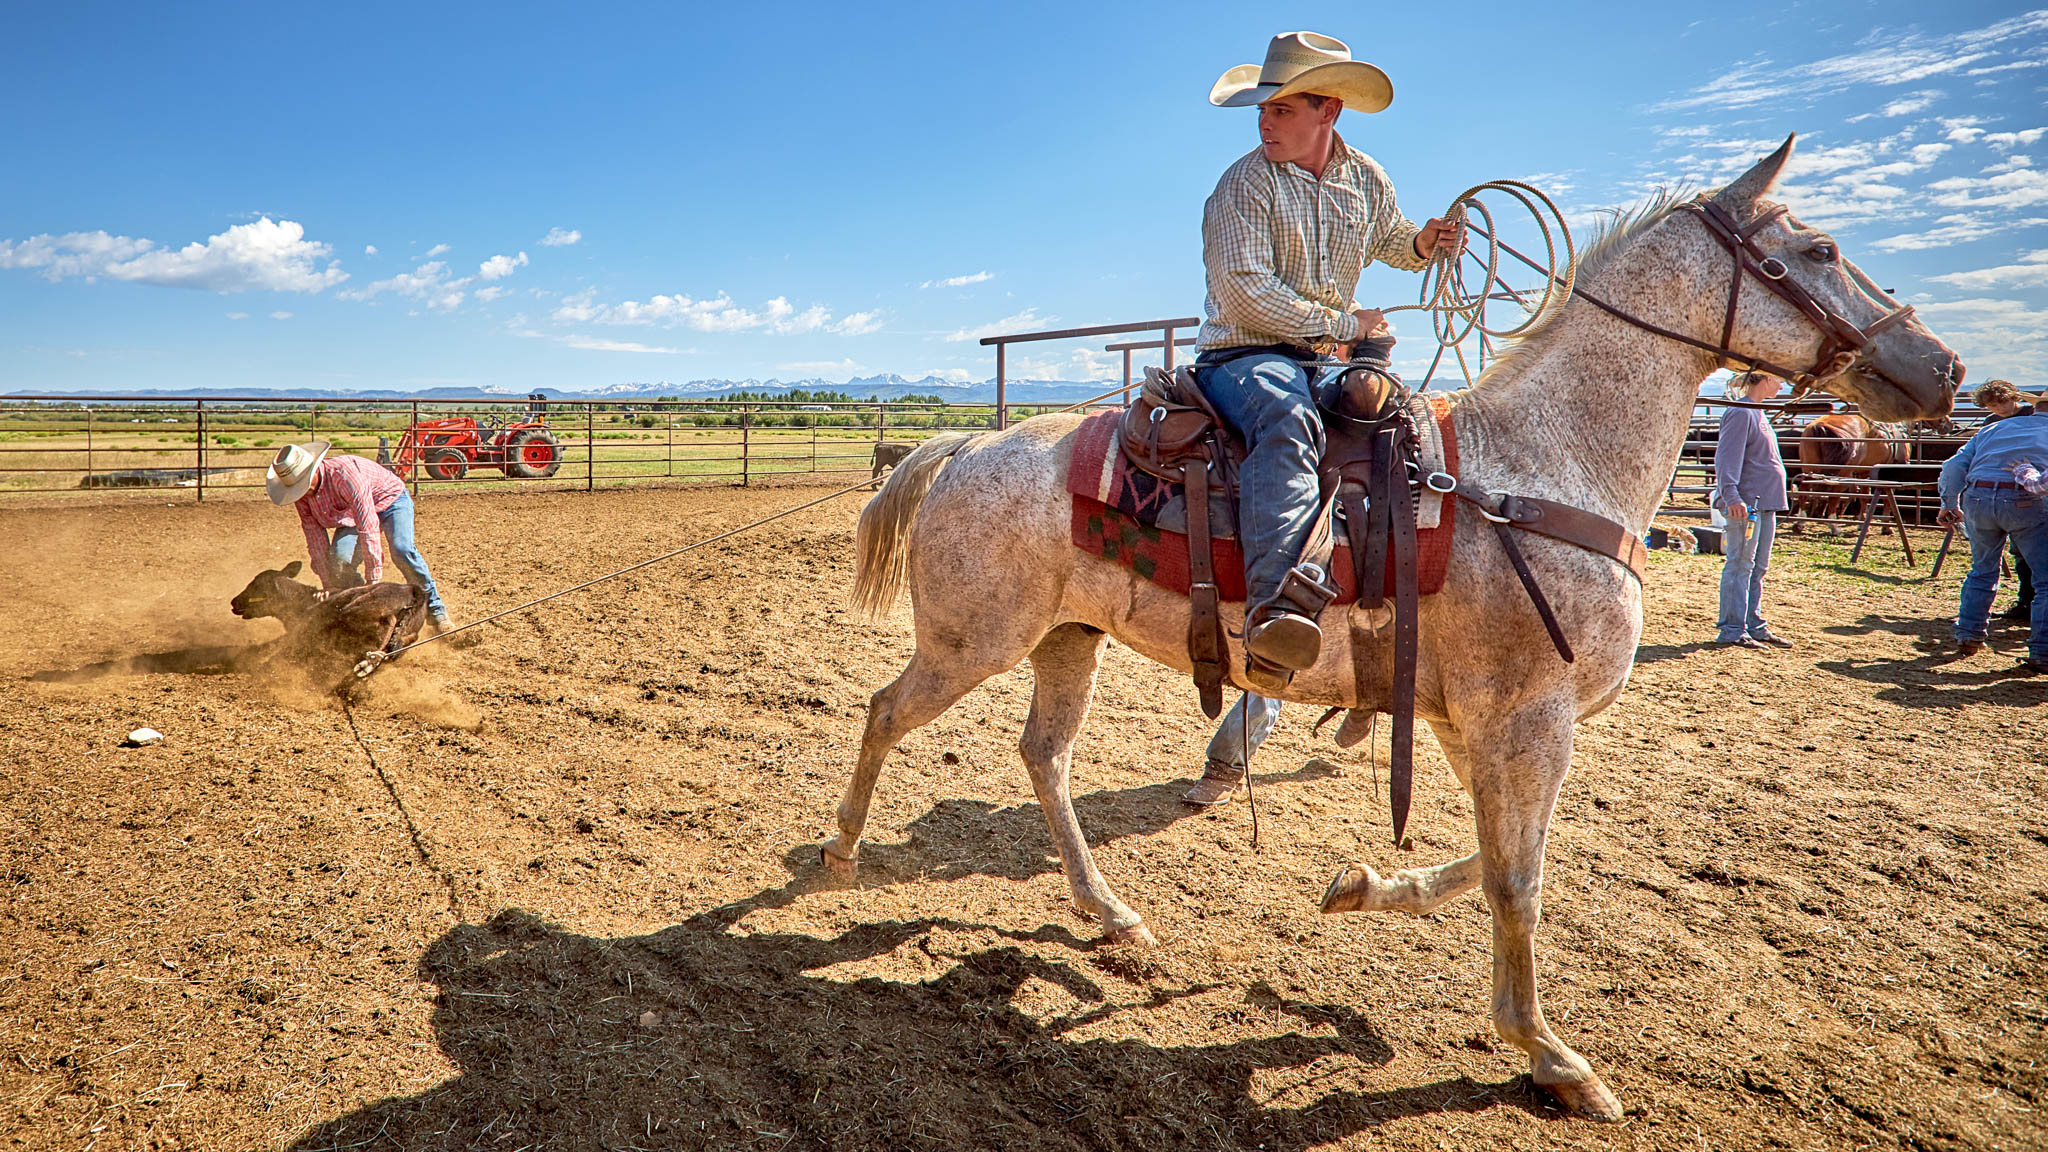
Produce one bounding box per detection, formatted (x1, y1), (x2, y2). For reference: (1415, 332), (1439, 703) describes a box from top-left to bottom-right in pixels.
(1380, 179), (1576, 388)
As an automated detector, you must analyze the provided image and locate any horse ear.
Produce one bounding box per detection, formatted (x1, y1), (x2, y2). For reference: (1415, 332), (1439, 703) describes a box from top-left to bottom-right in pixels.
(1714, 134), (1795, 211)
(283, 560), (303, 578)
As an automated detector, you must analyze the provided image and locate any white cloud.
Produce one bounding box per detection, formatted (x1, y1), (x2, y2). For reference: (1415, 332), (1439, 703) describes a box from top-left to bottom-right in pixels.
(1929, 167), (2048, 209)
(945, 307), (1053, 342)
(540, 227), (581, 247)
(555, 290), (868, 335)
(829, 310), (883, 335)
(340, 259), (468, 311)
(474, 285), (509, 302)
(424, 243), (450, 258)
(1653, 10), (2048, 112)
(1942, 116), (1991, 144)
(1966, 57), (2048, 76)
(0, 218), (346, 293)
(1861, 90), (1944, 120)
(921, 270), (994, 288)
(558, 334), (683, 354)
(225, 311), (248, 320)
(1872, 212), (2048, 251)
(1912, 296), (2047, 380)
(364, 244), (378, 256)
(477, 251), (529, 281)
(778, 359), (863, 376)
(1984, 127), (2048, 151)
(1926, 248), (2048, 291)
(269, 310), (292, 320)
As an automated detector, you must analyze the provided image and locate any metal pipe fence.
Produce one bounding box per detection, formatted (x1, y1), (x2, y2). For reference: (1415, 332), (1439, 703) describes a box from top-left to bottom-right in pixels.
(0, 395), (1001, 503)
(1664, 397), (2000, 569)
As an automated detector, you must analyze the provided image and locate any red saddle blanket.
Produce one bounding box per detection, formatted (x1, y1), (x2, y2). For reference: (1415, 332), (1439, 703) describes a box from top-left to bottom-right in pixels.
(1067, 395), (1459, 604)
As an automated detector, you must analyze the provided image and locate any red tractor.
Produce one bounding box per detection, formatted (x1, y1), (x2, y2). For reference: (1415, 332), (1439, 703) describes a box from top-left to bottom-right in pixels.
(379, 392), (564, 481)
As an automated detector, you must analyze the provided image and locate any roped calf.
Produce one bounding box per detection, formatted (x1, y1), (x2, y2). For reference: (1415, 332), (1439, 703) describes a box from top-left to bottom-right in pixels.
(230, 561), (430, 687)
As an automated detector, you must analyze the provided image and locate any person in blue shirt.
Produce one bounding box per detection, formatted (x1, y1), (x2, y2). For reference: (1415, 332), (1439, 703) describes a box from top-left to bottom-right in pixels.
(1712, 372), (1793, 649)
(1973, 379), (2038, 621)
(1938, 389), (2048, 674)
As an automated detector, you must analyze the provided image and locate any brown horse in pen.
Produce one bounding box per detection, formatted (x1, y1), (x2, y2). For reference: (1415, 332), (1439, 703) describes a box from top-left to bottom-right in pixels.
(1790, 412), (1907, 530)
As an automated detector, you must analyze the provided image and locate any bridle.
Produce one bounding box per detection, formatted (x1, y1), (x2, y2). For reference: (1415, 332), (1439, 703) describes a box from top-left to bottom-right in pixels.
(1573, 195), (1921, 393)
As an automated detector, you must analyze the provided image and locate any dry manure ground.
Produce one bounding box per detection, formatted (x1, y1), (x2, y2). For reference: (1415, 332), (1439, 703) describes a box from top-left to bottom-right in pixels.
(0, 481), (2042, 1151)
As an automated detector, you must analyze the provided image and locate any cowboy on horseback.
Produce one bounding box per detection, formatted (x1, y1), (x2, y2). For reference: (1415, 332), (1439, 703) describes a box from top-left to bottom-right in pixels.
(1197, 31), (1461, 693)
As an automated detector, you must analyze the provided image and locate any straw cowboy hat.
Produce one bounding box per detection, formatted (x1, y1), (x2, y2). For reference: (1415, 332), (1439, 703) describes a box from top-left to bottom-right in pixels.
(1209, 31), (1392, 113)
(266, 441), (331, 505)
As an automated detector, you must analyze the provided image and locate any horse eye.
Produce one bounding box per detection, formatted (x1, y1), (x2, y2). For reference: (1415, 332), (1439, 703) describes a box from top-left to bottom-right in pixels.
(1806, 243), (1836, 263)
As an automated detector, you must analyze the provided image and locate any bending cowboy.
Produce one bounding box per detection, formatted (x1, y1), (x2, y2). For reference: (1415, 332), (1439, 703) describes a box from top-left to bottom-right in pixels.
(1196, 31), (1460, 694)
(265, 442), (471, 644)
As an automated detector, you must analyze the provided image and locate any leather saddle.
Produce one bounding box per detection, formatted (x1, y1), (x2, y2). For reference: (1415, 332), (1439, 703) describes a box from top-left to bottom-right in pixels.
(1113, 356), (1646, 845)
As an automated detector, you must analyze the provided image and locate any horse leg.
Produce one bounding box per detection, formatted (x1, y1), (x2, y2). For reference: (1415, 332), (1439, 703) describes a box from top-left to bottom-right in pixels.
(821, 647), (993, 874)
(1322, 718), (1484, 915)
(1466, 702), (1623, 1121)
(1016, 623), (1153, 945)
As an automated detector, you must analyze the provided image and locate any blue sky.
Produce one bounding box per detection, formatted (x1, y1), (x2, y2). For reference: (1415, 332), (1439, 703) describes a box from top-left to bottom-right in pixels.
(2, 1), (2042, 394)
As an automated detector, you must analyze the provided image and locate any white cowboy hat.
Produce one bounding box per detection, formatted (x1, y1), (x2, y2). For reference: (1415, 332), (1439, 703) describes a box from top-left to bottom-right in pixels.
(265, 441), (331, 505)
(1209, 31), (1392, 114)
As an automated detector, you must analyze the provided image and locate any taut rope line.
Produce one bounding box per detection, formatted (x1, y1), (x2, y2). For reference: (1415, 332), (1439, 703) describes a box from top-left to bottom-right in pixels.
(356, 475), (881, 675)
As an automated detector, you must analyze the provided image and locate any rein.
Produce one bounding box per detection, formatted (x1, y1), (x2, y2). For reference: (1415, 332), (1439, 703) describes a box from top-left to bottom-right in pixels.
(1568, 197), (1918, 391)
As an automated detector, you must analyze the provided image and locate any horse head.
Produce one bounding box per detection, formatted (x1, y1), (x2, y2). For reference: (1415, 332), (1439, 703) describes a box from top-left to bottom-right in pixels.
(230, 560), (317, 624)
(1704, 136), (1963, 423)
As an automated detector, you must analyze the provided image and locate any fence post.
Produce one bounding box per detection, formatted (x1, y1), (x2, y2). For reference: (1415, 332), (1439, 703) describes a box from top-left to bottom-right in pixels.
(995, 343), (1007, 430)
(586, 402), (595, 492)
(84, 406), (94, 482)
(409, 401), (420, 497)
(195, 400), (205, 502)
(666, 403), (674, 478)
(741, 406), (751, 487)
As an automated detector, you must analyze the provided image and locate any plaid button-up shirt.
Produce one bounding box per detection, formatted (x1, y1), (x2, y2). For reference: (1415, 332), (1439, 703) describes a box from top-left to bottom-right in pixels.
(295, 453), (406, 585)
(1200, 135), (1429, 353)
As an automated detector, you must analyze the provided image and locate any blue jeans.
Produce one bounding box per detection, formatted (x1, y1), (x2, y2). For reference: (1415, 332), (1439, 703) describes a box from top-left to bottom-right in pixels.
(1956, 489), (2048, 660)
(1193, 349), (1325, 609)
(1205, 694), (1282, 774)
(1716, 509), (1777, 641)
(328, 491), (449, 622)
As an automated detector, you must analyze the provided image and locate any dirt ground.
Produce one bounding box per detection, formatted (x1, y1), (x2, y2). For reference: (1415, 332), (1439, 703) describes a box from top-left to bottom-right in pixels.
(1, 481), (2042, 1152)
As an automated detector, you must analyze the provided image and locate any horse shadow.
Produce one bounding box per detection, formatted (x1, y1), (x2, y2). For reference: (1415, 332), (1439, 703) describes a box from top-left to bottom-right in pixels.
(834, 759), (1344, 892)
(1632, 641), (1715, 664)
(285, 880), (1550, 1152)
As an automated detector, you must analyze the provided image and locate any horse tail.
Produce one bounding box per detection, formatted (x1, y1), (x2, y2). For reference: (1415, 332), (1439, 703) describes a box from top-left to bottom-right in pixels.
(850, 432), (978, 621)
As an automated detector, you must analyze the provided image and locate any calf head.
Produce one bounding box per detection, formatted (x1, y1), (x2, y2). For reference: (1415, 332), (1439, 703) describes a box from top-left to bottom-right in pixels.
(230, 561), (317, 623)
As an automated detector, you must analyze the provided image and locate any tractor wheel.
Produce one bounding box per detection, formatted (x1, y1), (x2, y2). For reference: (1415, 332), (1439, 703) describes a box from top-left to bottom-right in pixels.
(505, 429), (563, 479)
(426, 448), (470, 482)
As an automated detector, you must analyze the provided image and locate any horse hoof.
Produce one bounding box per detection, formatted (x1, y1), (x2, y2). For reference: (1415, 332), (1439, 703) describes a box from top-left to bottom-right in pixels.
(1320, 864), (1380, 914)
(1103, 922), (1156, 947)
(1541, 1075), (1624, 1122)
(818, 844), (857, 877)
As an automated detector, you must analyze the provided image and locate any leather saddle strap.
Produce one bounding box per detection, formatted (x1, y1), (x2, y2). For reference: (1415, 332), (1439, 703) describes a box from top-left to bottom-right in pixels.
(1487, 516), (1576, 664)
(1478, 490), (1649, 582)
(1184, 450), (1227, 720)
(1388, 444), (1420, 846)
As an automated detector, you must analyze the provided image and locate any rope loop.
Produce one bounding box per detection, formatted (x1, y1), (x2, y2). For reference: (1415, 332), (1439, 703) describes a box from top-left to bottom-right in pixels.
(1385, 179), (1576, 388)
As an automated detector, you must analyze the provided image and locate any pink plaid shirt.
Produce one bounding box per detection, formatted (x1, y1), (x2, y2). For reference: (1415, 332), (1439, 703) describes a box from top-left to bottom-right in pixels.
(295, 454), (406, 585)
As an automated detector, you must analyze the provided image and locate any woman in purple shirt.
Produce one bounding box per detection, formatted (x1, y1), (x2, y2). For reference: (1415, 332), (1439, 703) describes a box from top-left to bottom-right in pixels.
(1713, 372), (1793, 649)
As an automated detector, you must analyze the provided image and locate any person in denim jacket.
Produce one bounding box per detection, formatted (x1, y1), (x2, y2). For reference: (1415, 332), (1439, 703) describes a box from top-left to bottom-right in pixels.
(1712, 372), (1792, 649)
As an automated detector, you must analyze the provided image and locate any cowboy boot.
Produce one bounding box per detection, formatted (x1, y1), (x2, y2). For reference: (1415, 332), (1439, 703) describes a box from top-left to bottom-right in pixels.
(1243, 562), (1338, 692)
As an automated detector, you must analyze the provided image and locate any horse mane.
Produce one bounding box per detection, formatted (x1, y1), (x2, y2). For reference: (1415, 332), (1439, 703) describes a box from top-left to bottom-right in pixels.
(1464, 185), (1701, 393)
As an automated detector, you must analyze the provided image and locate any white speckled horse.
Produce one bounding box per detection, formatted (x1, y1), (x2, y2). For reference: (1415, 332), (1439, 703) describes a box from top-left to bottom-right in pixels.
(824, 139), (1961, 1119)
